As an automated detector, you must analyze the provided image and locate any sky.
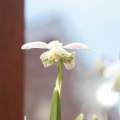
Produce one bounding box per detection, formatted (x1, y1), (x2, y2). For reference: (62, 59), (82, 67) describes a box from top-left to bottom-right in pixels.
(25, 0), (120, 61)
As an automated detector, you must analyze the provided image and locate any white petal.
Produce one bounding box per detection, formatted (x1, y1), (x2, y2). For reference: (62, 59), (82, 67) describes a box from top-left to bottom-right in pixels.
(64, 56), (75, 70)
(64, 42), (89, 50)
(40, 50), (50, 60)
(48, 40), (63, 49)
(21, 41), (48, 50)
(55, 47), (70, 56)
(104, 61), (120, 78)
(40, 51), (53, 68)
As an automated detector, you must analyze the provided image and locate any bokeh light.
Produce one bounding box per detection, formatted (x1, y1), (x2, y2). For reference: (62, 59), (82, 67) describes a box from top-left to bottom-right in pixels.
(96, 83), (119, 107)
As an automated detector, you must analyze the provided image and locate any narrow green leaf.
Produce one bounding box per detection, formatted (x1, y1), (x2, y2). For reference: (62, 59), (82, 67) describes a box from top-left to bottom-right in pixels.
(75, 113), (84, 120)
(50, 89), (61, 120)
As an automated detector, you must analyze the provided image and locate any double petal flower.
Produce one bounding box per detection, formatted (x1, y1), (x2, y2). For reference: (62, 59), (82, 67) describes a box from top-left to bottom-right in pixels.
(21, 40), (89, 70)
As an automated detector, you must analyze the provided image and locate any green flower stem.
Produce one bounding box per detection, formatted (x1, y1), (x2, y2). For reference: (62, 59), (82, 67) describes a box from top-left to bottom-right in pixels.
(55, 61), (63, 95)
(50, 61), (63, 120)
(50, 89), (61, 120)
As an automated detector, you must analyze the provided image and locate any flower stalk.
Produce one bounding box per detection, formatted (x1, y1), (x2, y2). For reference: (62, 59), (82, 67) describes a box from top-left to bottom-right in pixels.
(50, 88), (61, 120)
(50, 61), (63, 120)
(55, 61), (63, 95)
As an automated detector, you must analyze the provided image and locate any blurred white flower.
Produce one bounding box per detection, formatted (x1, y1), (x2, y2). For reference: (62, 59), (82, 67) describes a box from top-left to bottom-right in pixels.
(104, 61), (120, 91)
(96, 82), (119, 107)
(75, 113), (84, 120)
(21, 40), (89, 70)
(92, 114), (99, 120)
(95, 58), (106, 75)
(24, 116), (27, 120)
(104, 61), (120, 78)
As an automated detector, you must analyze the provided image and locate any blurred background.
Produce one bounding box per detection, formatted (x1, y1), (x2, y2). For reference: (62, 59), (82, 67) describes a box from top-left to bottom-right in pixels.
(24, 0), (120, 120)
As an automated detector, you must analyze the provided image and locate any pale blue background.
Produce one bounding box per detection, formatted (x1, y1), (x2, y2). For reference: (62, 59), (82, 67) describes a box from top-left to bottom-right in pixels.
(25, 0), (120, 62)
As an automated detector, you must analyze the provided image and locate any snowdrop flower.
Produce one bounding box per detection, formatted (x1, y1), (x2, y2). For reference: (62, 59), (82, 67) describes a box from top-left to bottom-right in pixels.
(104, 61), (120, 91)
(22, 40), (89, 120)
(104, 61), (120, 78)
(21, 40), (89, 70)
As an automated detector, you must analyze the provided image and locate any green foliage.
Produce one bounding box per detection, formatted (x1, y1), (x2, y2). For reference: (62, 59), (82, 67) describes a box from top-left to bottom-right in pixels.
(50, 62), (62, 120)
(50, 89), (61, 120)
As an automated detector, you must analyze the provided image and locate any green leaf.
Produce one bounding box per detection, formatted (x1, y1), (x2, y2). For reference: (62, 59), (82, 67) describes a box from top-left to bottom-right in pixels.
(75, 113), (84, 120)
(50, 89), (61, 120)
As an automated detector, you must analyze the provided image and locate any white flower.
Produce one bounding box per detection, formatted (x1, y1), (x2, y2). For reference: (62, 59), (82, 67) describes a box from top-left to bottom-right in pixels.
(104, 60), (120, 91)
(21, 40), (89, 70)
(24, 116), (27, 120)
(104, 61), (120, 78)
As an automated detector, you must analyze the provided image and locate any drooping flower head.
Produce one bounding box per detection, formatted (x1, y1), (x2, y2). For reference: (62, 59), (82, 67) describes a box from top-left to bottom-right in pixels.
(21, 40), (89, 70)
